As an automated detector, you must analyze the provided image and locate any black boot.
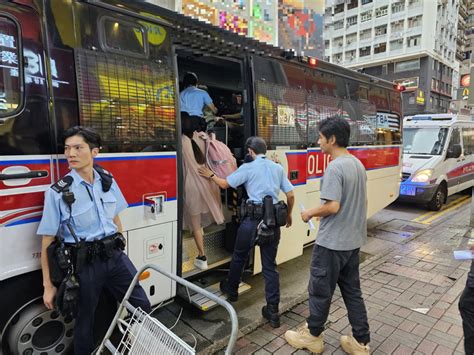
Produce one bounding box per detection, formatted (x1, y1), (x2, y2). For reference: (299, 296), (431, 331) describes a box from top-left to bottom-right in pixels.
(262, 303), (280, 328)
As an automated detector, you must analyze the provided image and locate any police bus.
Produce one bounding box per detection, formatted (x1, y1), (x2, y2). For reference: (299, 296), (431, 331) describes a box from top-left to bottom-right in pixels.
(0, 0), (403, 353)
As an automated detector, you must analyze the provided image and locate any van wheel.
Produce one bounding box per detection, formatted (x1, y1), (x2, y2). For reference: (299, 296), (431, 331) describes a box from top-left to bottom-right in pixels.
(427, 185), (446, 211)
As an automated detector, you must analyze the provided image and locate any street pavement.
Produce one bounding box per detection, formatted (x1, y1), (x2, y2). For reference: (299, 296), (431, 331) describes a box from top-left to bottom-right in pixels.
(216, 194), (473, 354)
(151, 193), (473, 354)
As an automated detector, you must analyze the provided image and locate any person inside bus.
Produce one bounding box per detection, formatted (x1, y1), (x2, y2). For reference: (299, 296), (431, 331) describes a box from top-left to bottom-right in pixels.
(181, 112), (225, 270)
(198, 136), (295, 328)
(37, 126), (151, 355)
(180, 72), (218, 135)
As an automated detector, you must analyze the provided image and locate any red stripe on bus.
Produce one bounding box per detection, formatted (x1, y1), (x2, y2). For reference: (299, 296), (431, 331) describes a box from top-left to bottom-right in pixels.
(2, 157), (178, 212)
(0, 192), (45, 212)
(0, 207), (44, 225)
(286, 147), (400, 184)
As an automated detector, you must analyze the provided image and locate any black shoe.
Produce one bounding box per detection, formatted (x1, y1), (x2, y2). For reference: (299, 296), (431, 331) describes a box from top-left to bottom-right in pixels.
(220, 280), (238, 302)
(262, 304), (280, 328)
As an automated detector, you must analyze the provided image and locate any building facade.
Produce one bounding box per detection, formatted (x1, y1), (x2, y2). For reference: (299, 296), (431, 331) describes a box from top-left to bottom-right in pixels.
(451, 0), (473, 114)
(324, 0), (460, 116)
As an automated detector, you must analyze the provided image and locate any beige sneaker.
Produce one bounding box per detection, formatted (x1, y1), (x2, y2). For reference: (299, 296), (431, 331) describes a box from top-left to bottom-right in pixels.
(284, 324), (324, 353)
(340, 335), (370, 355)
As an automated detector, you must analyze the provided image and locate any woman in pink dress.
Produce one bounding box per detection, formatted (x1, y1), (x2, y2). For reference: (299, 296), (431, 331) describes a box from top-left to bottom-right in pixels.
(182, 127), (224, 270)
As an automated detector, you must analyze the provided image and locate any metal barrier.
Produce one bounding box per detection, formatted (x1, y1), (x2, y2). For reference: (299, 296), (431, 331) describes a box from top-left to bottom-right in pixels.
(96, 264), (239, 354)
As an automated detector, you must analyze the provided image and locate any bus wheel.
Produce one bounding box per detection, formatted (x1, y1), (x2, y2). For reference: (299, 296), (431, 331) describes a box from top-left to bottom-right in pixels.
(5, 299), (74, 355)
(427, 184), (446, 211)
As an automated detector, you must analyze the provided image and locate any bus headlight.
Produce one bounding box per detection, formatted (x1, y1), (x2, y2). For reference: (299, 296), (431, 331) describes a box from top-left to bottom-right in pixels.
(411, 169), (433, 183)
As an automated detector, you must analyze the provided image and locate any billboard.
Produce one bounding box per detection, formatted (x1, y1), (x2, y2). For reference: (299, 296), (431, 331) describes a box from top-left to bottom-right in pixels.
(278, 0), (325, 59)
(181, 0), (277, 45)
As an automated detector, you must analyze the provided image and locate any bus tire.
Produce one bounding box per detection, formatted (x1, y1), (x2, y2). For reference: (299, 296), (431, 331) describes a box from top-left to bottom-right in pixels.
(0, 271), (117, 355)
(0, 270), (75, 355)
(427, 184), (446, 211)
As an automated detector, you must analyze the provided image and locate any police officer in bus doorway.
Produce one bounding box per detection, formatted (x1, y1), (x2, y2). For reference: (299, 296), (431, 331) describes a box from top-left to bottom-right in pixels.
(180, 72), (218, 134)
(285, 117), (371, 354)
(37, 126), (151, 355)
(198, 136), (295, 328)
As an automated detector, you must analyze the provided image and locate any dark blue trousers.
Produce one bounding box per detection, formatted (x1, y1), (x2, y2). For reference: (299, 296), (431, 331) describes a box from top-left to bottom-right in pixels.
(307, 245), (370, 344)
(459, 261), (474, 355)
(227, 217), (281, 305)
(74, 250), (151, 355)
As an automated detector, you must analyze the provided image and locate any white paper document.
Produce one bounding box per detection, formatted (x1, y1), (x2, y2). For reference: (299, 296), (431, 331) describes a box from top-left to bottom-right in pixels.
(299, 203), (316, 230)
(453, 250), (474, 260)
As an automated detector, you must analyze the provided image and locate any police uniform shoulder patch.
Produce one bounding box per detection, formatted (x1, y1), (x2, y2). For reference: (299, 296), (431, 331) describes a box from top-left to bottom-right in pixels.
(51, 175), (74, 193)
(94, 164), (114, 192)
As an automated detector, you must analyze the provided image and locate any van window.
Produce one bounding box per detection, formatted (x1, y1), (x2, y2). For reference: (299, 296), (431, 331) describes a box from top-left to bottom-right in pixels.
(403, 127), (448, 155)
(447, 127), (460, 153)
(0, 16), (22, 117)
(462, 127), (474, 155)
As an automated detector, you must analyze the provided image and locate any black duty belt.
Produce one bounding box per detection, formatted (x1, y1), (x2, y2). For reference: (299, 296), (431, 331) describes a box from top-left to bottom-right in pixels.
(65, 233), (125, 263)
(240, 201), (264, 220)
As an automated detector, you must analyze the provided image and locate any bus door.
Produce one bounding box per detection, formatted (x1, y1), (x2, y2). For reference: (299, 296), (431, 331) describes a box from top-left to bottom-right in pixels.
(0, 2), (55, 281)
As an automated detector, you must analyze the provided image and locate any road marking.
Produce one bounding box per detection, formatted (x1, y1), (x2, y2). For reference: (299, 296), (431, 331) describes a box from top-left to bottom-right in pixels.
(411, 195), (471, 225)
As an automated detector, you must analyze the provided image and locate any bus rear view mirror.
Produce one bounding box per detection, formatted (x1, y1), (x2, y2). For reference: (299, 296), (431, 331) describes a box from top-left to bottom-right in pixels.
(446, 144), (462, 159)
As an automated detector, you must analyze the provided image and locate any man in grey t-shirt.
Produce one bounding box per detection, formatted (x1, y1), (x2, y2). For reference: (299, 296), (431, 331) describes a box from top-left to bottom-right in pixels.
(285, 117), (371, 355)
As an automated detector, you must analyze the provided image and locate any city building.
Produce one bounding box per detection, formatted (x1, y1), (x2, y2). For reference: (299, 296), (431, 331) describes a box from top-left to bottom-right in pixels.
(143, 0), (325, 58)
(451, 0), (473, 114)
(323, 0), (461, 116)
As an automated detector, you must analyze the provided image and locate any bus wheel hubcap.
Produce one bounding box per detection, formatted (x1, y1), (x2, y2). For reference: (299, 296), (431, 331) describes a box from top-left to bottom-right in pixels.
(7, 303), (74, 354)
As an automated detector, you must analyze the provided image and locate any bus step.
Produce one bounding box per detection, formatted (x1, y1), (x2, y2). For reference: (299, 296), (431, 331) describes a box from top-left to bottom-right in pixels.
(185, 281), (251, 311)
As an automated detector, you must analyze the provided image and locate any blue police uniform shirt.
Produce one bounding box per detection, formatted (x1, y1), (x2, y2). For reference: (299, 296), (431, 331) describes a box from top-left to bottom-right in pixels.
(37, 168), (128, 243)
(226, 155), (294, 203)
(180, 86), (213, 117)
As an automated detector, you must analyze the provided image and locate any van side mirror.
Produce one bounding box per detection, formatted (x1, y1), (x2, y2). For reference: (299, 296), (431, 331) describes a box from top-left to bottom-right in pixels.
(446, 144), (462, 159)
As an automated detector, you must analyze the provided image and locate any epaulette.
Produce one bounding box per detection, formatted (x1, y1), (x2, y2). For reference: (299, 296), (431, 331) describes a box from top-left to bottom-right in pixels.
(94, 164), (114, 192)
(51, 176), (74, 193)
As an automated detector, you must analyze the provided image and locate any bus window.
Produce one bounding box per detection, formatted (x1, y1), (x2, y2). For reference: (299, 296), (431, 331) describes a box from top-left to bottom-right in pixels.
(343, 100), (377, 146)
(253, 58), (307, 148)
(75, 49), (176, 152)
(306, 70), (346, 98)
(307, 93), (342, 147)
(0, 16), (22, 117)
(375, 113), (401, 145)
(255, 80), (307, 148)
(389, 91), (402, 117)
(100, 17), (148, 58)
(368, 86), (390, 111)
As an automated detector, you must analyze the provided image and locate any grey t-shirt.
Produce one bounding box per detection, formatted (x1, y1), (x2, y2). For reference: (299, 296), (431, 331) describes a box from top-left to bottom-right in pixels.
(316, 154), (367, 251)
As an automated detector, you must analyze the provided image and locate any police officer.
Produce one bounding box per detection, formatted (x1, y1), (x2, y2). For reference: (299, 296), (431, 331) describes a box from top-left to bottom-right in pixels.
(198, 136), (295, 328)
(180, 72), (218, 134)
(38, 126), (151, 355)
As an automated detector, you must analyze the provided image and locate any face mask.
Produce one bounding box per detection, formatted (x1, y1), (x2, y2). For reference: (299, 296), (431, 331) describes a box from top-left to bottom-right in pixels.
(244, 153), (254, 163)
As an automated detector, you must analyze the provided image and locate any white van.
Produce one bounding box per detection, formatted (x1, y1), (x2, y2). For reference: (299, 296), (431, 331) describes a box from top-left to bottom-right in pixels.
(399, 113), (474, 210)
